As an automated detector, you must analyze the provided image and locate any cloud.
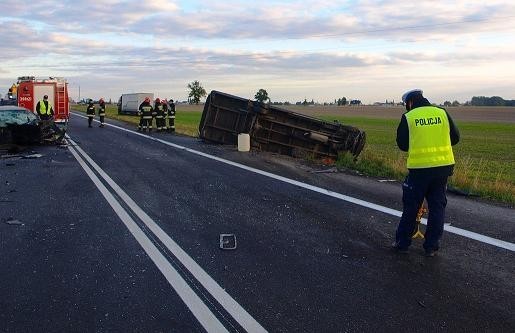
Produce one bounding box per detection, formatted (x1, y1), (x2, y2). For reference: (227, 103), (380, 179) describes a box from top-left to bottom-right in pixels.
(3, 0), (514, 40)
(1, 1), (515, 103)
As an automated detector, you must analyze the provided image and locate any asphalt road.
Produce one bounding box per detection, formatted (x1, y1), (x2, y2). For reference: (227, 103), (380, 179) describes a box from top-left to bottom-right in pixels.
(1, 113), (514, 332)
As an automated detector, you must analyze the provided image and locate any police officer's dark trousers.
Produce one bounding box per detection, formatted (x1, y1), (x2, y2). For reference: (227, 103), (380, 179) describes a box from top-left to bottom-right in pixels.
(395, 171), (448, 251)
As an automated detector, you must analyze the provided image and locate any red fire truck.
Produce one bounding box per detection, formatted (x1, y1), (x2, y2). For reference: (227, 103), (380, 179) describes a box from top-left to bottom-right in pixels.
(16, 76), (69, 127)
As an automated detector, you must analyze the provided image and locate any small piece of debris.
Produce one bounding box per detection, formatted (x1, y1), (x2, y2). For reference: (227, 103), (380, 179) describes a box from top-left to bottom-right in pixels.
(378, 179), (396, 182)
(1, 154), (22, 159)
(22, 154), (43, 159)
(4, 219), (24, 226)
(417, 300), (427, 308)
(219, 234), (237, 250)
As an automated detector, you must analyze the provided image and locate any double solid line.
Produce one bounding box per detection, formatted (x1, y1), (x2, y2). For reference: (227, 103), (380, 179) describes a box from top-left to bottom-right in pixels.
(66, 135), (267, 333)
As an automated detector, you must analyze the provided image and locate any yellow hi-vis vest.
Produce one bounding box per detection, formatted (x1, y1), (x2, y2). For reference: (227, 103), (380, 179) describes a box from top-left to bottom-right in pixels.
(405, 106), (455, 168)
(38, 101), (51, 115)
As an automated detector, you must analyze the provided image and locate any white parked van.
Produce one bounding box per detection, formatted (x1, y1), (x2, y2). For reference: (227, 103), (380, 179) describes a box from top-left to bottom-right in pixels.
(117, 93), (154, 115)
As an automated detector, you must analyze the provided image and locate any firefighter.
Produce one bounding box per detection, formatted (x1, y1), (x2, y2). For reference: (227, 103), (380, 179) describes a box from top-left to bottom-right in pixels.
(98, 98), (106, 127)
(154, 98), (164, 131)
(36, 95), (54, 121)
(161, 99), (168, 131)
(86, 99), (95, 128)
(148, 98), (157, 131)
(167, 98), (176, 132)
(138, 97), (153, 132)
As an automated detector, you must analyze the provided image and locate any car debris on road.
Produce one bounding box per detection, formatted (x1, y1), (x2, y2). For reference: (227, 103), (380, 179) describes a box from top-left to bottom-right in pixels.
(0, 106), (65, 153)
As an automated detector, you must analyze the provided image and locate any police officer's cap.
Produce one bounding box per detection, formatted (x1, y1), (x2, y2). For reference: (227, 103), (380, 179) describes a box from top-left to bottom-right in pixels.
(43, 95), (48, 99)
(401, 89), (423, 103)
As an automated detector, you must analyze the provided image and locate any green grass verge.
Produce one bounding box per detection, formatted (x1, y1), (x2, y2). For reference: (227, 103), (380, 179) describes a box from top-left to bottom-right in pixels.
(71, 105), (514, 204)
(71, 104), (202, 137)
(320, 116), (515, 205)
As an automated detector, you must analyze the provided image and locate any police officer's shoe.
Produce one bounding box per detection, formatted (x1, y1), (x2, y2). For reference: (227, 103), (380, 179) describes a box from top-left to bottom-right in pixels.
(391, 242), (409, 254)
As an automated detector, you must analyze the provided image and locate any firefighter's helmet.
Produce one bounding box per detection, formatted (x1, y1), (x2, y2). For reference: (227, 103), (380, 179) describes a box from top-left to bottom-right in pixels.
(144, 97), (150, 103)
(155, 98), (161, 104)
(161, 99), (167, 104)
(99, 98), (104, 103)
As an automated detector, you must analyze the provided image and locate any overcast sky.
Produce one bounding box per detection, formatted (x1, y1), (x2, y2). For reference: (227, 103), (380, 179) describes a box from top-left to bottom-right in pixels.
(1, 0), (514, 104)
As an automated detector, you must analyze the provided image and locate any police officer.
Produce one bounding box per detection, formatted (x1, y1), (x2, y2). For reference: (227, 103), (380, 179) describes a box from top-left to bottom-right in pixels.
(154, 98), (164, 131)
(138, 97), (153, 132)
(36, 95), (54, 121)
(98, 98), (106, 127)
(167, 98), (176, 132)
(392, 89), (460, 257)
(86, 99), (95, 128)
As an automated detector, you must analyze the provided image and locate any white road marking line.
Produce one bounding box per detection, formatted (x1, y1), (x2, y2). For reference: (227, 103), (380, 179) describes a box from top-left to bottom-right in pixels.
(70, 112), (515, 252)
(67, 136), (267, 333)
(67, 139), (231, 333)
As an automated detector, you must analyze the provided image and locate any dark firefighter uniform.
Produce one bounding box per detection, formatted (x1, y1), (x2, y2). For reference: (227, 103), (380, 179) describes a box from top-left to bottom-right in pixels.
(98, 98), (106, 127)
(167, 99), (176, 132)
(161, 100), (168, 131)
(150, 99), (158, 131)
(138, 99), (153, 132)
(154, 99), (165, 131)
(86, 100), (95, 128)
(36, 96), (54, 121)
(394, 89), (460, 256)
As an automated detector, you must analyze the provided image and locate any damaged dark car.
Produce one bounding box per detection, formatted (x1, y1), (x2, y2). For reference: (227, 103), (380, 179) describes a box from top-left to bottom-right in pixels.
(0, 106), (65, 151)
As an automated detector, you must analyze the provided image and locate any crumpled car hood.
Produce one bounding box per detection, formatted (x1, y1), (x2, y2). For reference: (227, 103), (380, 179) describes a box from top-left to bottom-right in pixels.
(0, 106), (65, 150)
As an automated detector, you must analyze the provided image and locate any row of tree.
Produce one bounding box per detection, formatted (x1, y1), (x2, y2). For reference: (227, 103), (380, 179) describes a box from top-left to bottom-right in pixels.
(189, 82), (514, 107)
(469, 96), (515, 106)
(188, 84), (360, 106)
(442, 96), (515, 107)
(256, 91), (363, 106)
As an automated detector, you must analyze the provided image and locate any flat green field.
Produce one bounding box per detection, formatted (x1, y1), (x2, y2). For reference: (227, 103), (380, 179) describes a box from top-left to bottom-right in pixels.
(319, 116), (515, 204)
(71, 104), (514, 204)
